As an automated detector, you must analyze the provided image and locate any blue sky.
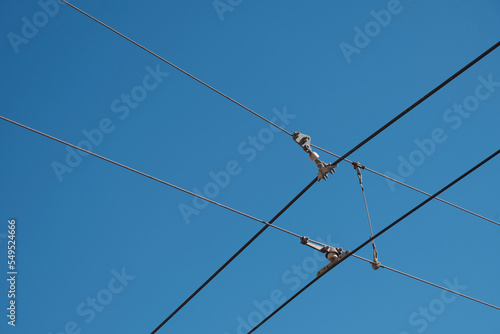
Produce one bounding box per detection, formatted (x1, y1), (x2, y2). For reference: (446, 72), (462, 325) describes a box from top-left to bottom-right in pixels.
(1, 1), (499, 333)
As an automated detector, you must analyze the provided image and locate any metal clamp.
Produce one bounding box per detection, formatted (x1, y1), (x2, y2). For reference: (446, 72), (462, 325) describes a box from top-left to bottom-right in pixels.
(292, 132), (337, 181)
(300, 236), (349, 277)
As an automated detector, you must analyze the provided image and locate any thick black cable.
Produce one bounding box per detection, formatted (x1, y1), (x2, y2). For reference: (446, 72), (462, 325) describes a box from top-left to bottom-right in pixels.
(150, 177), (317, 333)
(248, 147), (500, 333)
(328, 41), (499, 167)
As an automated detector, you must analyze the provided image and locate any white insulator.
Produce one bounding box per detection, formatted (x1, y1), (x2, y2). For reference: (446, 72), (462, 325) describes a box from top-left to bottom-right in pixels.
(309, 151), (319, 162)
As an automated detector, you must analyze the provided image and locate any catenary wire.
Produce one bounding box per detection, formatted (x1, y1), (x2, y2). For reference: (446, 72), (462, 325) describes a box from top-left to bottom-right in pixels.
(312, 144), (500, 227)
(60, 0), (292, 136)
(0, 115), (329, 244)
(248, 147), (500, 333)
(352, 254), (500, 311)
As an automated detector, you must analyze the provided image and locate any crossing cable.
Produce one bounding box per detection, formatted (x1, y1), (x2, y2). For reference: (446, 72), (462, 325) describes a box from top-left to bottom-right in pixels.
(312, 144), (500, 227)
(60, 0), (292, 136)
(248, 147), (500, 333)
(352, 162), (380, 268)
(351, 254), (500, 311)
(0, 115), (330, 244)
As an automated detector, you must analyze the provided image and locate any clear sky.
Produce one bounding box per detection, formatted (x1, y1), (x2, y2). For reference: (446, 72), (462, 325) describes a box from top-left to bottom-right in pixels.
(1, 1), (499, 333)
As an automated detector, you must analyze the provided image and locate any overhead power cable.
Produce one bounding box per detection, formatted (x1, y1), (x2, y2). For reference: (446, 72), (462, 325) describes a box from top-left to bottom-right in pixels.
(60, 0), (291, 136)
(352, 254), (500, 311)
(0, 115), (325, 243)
(312, 144), (500, 227)
(248, 147), (500, 333)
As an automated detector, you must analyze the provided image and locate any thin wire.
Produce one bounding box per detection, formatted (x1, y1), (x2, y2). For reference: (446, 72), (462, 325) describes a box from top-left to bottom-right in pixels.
(60, 0), (292, 136)
(363, 166), (500, 227)
(353, 165), (378, 259)
(248, 147), (500, 333)
(352, 254), (500, 311)
(328, 41), (500, 168)
(150, 177), (319, 333)
(313, 143), (500, 227)
(0, 115), (312, 241)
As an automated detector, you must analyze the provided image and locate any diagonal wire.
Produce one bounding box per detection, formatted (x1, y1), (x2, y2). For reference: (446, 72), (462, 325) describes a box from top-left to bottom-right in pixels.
(353, 163), (379, 264)
(0, 115), (323, 243)
(60, 0), (292, 136)
(352, 254), (500, 311)
(313, 144), (500, 227)
(248, 147), (500, 333)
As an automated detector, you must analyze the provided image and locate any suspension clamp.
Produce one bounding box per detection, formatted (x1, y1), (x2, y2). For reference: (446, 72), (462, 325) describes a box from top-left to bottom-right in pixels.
(300, 236), (350, 277)
(352, 161), (365, 171)
(292, 132), (337, 181)
(371, 248), (381, 270)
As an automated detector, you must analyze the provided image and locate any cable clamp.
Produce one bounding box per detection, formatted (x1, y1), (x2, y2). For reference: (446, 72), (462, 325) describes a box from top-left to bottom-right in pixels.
(352, 161), (365, 171)
(300, 236), (349, 277)
(293, 132), (337, 181)
(371, 247), (381, 270)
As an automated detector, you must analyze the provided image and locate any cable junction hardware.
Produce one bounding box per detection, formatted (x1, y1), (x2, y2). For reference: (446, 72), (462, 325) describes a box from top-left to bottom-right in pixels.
(292, 132), (337, 181)
(300, 237), (350, 277)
